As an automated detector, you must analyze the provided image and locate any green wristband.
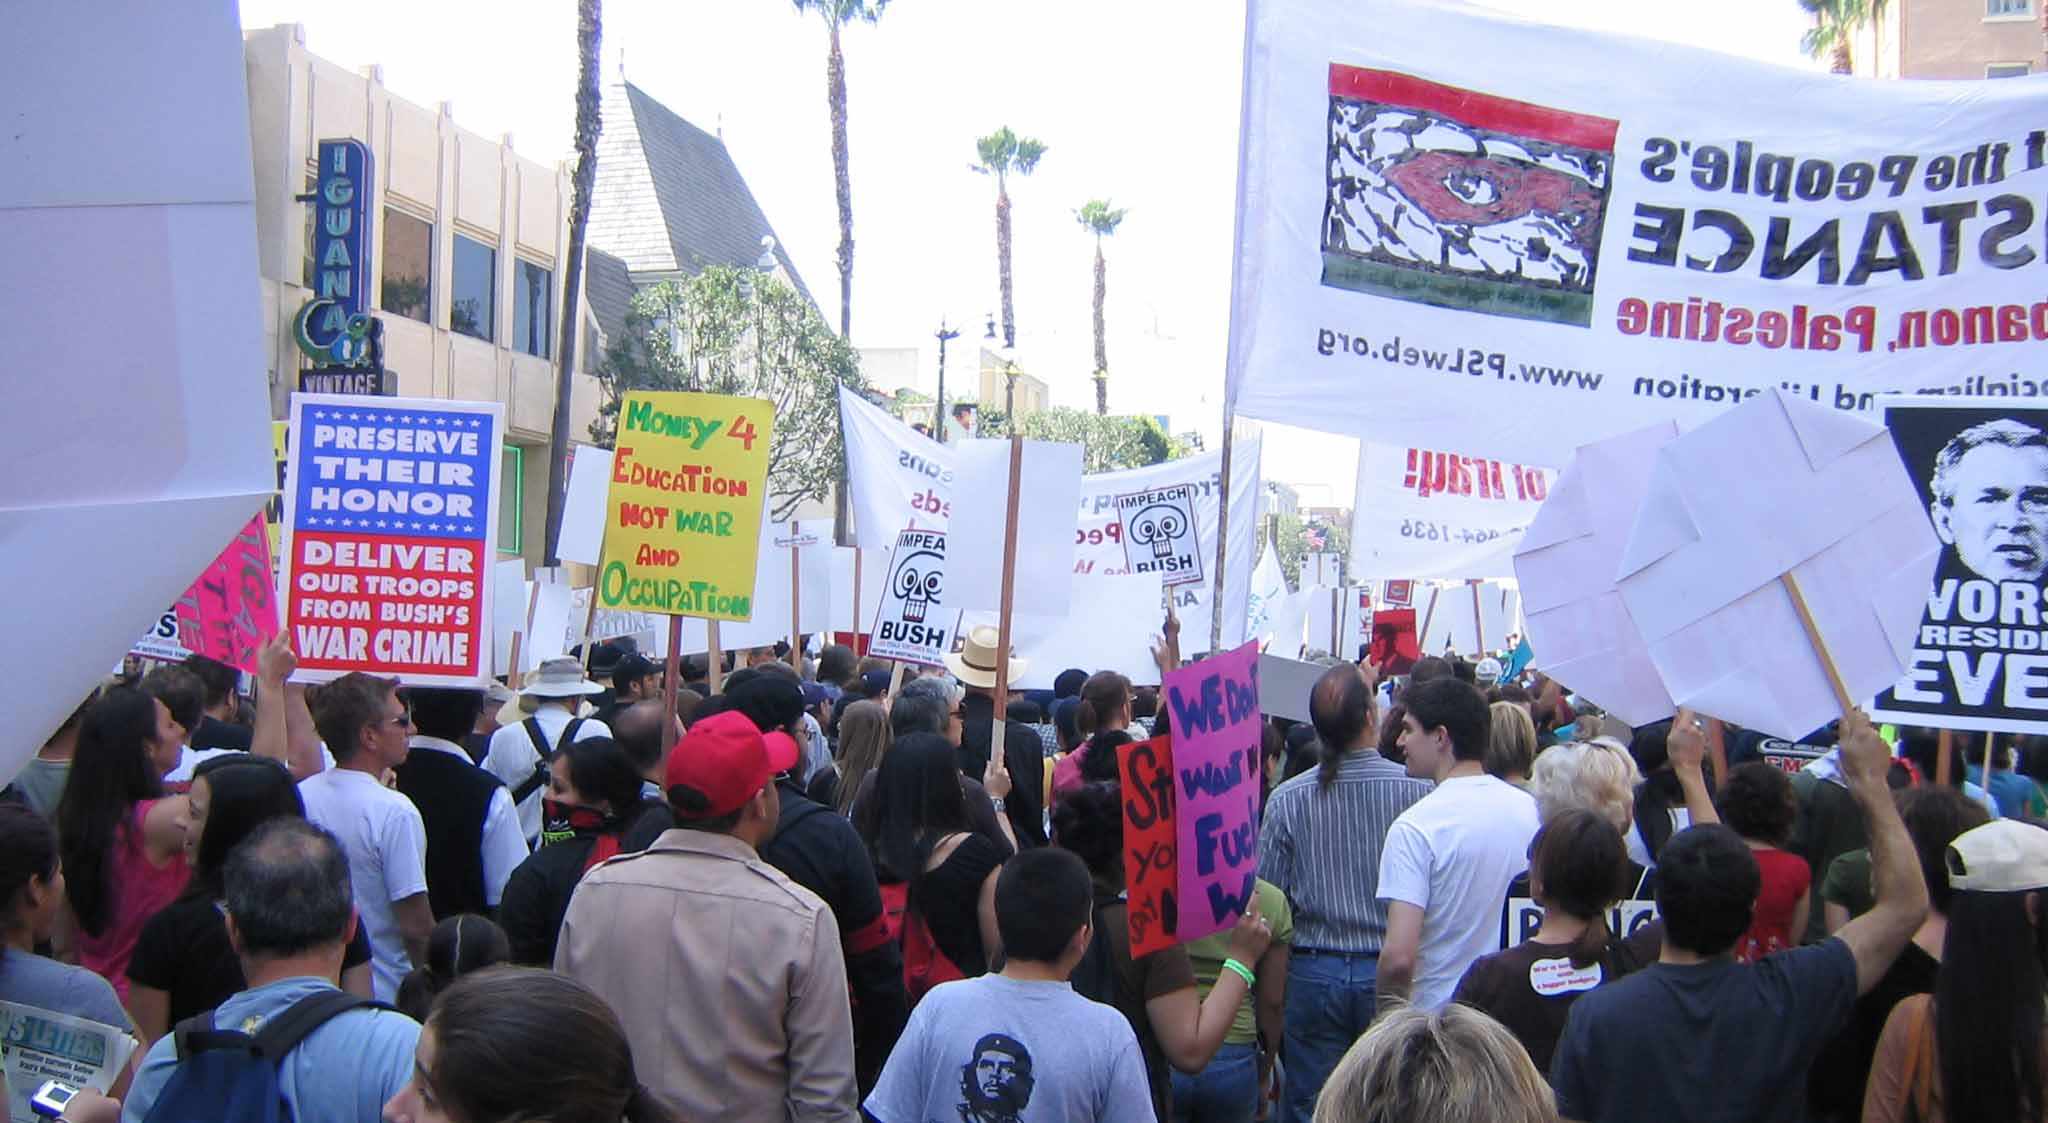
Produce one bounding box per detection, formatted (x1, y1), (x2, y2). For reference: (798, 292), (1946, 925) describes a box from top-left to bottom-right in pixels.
(1222, 958), (1257, 987)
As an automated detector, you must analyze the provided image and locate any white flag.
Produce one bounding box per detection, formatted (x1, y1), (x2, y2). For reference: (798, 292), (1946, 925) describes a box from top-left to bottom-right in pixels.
(1245, 544), (1291, 641)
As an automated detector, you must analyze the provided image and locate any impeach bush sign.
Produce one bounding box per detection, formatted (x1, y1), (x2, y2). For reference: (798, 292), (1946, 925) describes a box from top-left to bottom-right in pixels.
(869, 528), (955, 665)
(1115, 483), (1205, 588)
(1873, 397), (2048, 735)
(1163, 640), (1262, 944)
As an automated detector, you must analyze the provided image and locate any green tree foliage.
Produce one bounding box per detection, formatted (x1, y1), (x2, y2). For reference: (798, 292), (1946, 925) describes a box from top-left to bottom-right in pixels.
(590, 264), (865, 519)
(972, 404), (1184, 472)
(1262, 512), (1350, 589)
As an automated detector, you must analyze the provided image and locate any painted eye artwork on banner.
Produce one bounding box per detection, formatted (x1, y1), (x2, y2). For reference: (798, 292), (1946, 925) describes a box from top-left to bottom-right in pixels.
(1116, 483), (1206, 588)
(1322, 66), (1618, 329)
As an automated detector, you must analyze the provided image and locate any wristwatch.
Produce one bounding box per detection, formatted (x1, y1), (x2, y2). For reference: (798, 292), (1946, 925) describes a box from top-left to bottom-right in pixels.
(990, 797), (1007, 812)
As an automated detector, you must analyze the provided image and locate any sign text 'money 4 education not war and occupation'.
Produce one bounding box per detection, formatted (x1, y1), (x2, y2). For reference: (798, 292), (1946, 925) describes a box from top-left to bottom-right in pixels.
(599, 392), (774, 622)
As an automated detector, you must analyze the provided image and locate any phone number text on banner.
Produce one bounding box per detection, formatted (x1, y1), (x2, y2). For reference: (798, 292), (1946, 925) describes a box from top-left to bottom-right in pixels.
(599, 391), (774, 622)
(283, 395), (501, 685)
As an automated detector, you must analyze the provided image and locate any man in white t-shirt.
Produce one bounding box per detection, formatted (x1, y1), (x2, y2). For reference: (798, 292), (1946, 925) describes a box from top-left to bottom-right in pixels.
(865, 847), (1155, 1123)
(299, 672), (433, 1001)
(483, 657), (612, 843)
(1377, 676), (1540, 1012)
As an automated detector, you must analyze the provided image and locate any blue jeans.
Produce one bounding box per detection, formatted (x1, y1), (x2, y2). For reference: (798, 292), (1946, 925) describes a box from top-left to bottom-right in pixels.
(1171, 1041), (1260, 1123)
(1281, 950), (1378, 1123)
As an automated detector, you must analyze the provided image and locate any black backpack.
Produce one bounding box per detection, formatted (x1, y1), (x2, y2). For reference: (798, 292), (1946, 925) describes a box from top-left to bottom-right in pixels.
(1070, 889), (1126, 1009)
(511, 716), (586, 803)
(140, 990), (394, 1123)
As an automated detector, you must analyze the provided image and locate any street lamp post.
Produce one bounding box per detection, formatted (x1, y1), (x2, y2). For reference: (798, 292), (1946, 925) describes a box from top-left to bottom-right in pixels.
(934, 320), (960, 441)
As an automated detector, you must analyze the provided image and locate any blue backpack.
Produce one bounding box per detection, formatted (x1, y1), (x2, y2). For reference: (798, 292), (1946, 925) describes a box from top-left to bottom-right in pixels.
(141, 990), (392, 1123)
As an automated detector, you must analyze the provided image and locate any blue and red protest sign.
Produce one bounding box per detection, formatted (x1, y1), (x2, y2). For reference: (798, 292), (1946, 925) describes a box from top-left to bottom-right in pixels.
(281, 394), (502, 685)
(1163, 640), (1263, 944)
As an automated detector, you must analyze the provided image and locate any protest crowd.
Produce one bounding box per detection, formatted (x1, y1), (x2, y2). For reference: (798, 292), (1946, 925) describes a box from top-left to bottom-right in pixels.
(24, 1), (2048, 1121)
(8, 594), (2048, 1123)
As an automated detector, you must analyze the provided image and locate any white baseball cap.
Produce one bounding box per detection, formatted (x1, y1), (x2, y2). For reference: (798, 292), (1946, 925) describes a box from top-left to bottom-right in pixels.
(1947, 820), (2048, 893)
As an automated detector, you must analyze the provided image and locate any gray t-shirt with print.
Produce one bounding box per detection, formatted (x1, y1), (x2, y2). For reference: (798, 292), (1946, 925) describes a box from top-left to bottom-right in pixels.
(865, 972), (1157, 1123)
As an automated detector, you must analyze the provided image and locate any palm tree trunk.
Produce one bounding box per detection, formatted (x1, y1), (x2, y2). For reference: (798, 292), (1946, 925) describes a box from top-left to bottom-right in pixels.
(543, 0), (603, 566)
(997, 185), (1015, 348)
(1831, 37), (1852, 75)
(828, 21), (853, 339)
(1092, 240), (1107, 415)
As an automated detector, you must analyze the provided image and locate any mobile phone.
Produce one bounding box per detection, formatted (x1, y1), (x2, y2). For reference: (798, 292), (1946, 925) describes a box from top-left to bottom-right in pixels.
(30, 1079), (79, 1119)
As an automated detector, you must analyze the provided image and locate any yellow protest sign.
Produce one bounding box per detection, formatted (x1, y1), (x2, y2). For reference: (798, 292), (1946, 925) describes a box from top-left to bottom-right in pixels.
(599, 391), (774, 621)
(268, 421), (289, 559)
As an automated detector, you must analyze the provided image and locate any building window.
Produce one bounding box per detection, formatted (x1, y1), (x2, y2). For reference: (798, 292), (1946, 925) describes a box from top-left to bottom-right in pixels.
(499, 444), (523, 554)
(513, 259), (553, 358)
(380, 210), (433, 323)
(1988, 0), (2030, 17)
(1989, 62), (2032, 77)
(451, 235), (497, 342)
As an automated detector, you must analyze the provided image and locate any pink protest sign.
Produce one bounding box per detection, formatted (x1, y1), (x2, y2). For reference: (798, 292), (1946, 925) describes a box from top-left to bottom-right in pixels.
(1163, 639), (1262, 943)
(173, 512), (279, 674)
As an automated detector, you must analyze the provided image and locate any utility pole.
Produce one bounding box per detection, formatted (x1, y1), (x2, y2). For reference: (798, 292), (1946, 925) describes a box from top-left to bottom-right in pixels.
(934, 319), (960, 441)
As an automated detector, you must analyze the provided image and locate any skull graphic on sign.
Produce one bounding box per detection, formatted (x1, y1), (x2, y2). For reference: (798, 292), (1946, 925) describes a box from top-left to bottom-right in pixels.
(892, 549), (944, 623)
(1130, 504), (1189, 561)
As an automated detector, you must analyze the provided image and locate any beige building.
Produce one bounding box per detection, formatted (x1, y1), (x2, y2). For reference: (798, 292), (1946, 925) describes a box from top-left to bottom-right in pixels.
(244, 23), (608, 564)
(975, 346), (1051, 416)
(1847, 0), (2045, 78)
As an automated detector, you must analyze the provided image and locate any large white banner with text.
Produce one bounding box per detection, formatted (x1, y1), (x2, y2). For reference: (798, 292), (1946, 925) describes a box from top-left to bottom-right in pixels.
(1227, 0), (2048, 465)
(840, 387), (1261, 653)
(1351, 439), (1557, 579)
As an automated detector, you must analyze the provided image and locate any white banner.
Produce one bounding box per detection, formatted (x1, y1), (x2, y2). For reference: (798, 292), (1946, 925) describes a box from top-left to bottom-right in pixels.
(839, 387), (1261, 653)
(1227, 0), (2048, 466)
(1351, 440), (1556, 579)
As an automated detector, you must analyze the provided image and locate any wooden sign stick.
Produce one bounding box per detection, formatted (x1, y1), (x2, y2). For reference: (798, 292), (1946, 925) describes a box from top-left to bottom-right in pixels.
(507, 580), (542, 689)
(1472, 583), (1485, 655)
(886, 659), (908, 699)
(1780, 569), (1856, 714)
(1705, 717), (1729, 786)
(662, 616), (683, 732)
(852, 549), (865, 650)
(789, 520), (803, 672)
(991, 434), (1025, 758)
(1936, 728), (1954, 788)
(1419, 588), (1440, 654)
(706, 619), (725, 695)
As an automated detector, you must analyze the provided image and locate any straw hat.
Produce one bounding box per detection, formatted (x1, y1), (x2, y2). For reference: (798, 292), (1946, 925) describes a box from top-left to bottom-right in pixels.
(520, 657), (606, 699)
(944, 625), (1028, 689)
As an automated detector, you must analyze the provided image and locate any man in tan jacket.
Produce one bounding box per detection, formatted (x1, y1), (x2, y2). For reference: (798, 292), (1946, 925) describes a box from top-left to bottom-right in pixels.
(556, 710), (856, 1121)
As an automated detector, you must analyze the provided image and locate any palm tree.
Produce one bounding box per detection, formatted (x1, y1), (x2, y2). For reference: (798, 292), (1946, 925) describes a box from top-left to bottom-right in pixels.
(543, 0), (603, 566)
(1074, 199), (1127, 416)
(1797, 0), (1883, 74)
(973, 127), (1048, 350)
(792, 0), (885, 340)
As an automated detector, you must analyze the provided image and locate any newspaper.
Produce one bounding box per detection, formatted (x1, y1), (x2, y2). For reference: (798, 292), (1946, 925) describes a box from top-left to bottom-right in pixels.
(1, 1000), (138, 1105)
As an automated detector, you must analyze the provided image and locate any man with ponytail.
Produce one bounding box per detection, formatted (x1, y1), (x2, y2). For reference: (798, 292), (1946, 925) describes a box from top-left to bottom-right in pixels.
(1257, 662), (1428, 1123)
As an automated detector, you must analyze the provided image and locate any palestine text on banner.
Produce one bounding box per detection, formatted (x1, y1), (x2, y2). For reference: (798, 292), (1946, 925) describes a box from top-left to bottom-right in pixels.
(1227, 0), (2048, 465)
(600, 391), (774, 621)
(1164, 640), (1263, 944)
(282, 395), (502, 685)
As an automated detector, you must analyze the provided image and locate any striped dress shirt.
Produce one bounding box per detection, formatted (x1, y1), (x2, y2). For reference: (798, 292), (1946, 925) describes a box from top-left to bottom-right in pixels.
(1259, 750), (1432, 953)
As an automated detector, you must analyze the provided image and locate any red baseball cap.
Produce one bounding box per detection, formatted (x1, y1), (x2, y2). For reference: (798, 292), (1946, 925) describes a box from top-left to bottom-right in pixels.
(663, 711), (800, 820)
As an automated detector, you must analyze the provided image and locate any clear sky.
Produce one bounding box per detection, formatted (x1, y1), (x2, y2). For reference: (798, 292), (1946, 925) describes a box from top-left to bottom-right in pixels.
(238, 0), (1823, 504)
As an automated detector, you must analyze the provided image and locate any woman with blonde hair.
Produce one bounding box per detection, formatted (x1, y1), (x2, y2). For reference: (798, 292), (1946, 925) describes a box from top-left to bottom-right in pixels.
(808, 699), (891, 816)
(1486, 702), (1538, 789)
(1311, 1002), (1556, 1123)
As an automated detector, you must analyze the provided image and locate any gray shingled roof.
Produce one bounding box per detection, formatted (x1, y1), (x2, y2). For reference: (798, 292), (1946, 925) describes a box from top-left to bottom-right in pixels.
(587, 81), (814, 307)
(583, 245), (634, 351)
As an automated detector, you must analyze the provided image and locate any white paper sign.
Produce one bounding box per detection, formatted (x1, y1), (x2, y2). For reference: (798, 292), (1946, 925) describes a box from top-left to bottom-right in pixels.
(869, 529), (957, 665)
(1615, 389), (1940, 738)
(1501, 899), (1658, 950)
(1351, 440), (1556, 580)
(838, 386), (1261, 654)
(948, 439), (1084, 616)
(829, 546), (891, 636)
(1226, 0), (2048, 466)
(556, 444), (614, 566)
(1117, 484), (1207, 588)
(961, 572), (1169, 688)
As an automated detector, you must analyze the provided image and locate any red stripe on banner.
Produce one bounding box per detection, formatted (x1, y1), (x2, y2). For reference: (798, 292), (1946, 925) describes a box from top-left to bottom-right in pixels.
(1328, 64), (1619, 151)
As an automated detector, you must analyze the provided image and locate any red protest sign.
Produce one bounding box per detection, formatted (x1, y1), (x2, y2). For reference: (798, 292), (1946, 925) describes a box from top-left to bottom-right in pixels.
(1369, 607), (1420, 676)
(1121, 734), (1180, 957)
(174, 513), (279, 675)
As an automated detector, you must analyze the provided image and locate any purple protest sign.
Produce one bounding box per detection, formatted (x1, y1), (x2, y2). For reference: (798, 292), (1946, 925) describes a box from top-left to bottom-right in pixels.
(1163, 639), (1262, 943)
